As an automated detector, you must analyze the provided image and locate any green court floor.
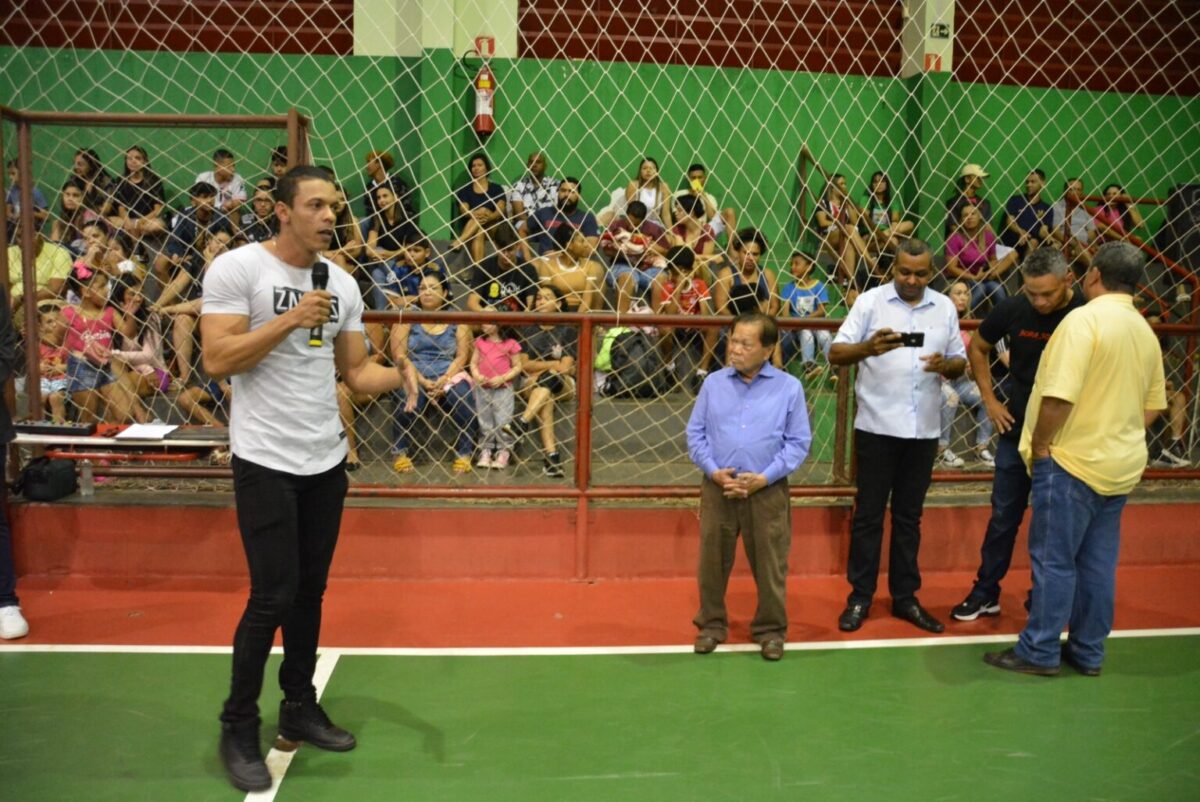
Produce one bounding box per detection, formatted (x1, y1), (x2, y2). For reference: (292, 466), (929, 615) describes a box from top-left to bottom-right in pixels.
(3, 636), (1198, 801)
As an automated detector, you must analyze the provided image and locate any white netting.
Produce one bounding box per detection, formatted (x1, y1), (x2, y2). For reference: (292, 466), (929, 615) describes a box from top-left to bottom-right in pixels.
(2, 0), (1197, 486)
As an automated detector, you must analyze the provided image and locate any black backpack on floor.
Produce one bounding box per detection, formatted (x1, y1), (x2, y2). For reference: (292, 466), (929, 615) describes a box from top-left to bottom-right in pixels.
(15, 457), (78, 502)
(607, 330), (670, 399)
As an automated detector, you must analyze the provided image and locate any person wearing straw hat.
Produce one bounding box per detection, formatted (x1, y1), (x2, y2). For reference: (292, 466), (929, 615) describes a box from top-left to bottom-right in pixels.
(945, 163), (994, 238)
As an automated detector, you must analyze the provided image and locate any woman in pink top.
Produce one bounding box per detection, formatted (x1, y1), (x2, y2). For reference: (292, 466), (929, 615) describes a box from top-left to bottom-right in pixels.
(945, 203), (1017, 312)
(62, 266), (146, 423)
(1093, 183), (1145, 242)
(469, 322), (524, 469)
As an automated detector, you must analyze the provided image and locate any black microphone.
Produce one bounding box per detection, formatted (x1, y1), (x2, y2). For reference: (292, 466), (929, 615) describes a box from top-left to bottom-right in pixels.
(307, 262), (329, 348)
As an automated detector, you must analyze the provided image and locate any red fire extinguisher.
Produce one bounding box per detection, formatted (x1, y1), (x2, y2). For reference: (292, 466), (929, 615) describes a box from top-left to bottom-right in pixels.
(474, 64), (496, 137)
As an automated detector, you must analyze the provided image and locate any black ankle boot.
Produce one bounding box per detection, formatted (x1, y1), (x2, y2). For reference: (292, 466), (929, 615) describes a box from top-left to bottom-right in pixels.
(278, 699), (357, 752)
(220, 721), (271, 792)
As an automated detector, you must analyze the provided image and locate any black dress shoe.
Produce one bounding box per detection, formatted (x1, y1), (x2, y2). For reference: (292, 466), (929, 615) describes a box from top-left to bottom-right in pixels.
(693, 634), (719, 655)
(278, 699), (357, 752)
(760, 638), (785, 661)
(838, 602), (870, 632)
(983, 647), (1060, 676)
(892, 600), (945, 633)
(220, 722), (272, 792)
(1062, 643), (1101, 676)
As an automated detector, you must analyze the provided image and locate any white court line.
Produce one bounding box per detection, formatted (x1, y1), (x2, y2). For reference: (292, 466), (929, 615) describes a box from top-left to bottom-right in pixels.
(244, 650), (340, 802)
(3, 627), (1198, 656)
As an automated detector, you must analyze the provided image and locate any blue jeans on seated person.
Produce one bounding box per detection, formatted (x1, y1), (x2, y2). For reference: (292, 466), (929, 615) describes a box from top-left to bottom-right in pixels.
(970, 279), (1007, 311)
(391, 380), (477, 458)
(1015, 456), (1127, 670)
(607, 262), (661, 295)
(939, 376), (994, 448)
(368, 262), (397, 311)
(779, 329), (832, 367)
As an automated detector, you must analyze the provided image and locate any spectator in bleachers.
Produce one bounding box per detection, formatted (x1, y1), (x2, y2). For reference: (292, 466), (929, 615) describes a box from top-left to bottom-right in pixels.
(268, 146), (289, 180)
(469, 321), (524, 470)
(336, 330), (409, 472)
(669, 194), (720, 272)
(5, 159), (49, 229)
(844, 236), (891, 309)
(672, 162), (735, 241)
(195, 148), (247, 217)
(371, 229), (450, 313)
(508, 151), (560, 223)
(814, 173), (861, 268)
(1001, 168), (1054, 260)
(37, 304), (69, 423)
(8, 231), (72, 311)
(1050, 178), (1098, 269)
(945, 164), (994, 238)
(860, 171), (913, 253)
(937, 280), (995, 468)
(506, 285), (577, 479)
(100, 232), (143, 282)
(49, 178), (94, 254)
(537, 223), (606, 313)
(712, 228), (778, 318)
(650, 245), (716, 388)
(63, 266), (146, 423)
(596, 185), (629, 229)
(624, 157), (673, 230)
(110, 274), (170, 412)
(945, 203), (1016, 312)
(70, 147), (113, 214)
(157, 229), (231, 385)
(389, 272), (476, 475)
(601, 199), (669, 314)
(73, 223), (112, 279)
(361, 150), (416, 228)
(106, 146), (168, 248)
(467, 222), (539, 313)
(452, 153), (507, 265)
(175, 346), (231, 427)
(366, 184), (422, 305)
(522, 177), (599, 258)
(154, 181), (233, 286)
(1093, 183), (1145, 242)
(778, 251), (832, 379)
(238, 179), (278, 244)
(324, 184), (362, 275)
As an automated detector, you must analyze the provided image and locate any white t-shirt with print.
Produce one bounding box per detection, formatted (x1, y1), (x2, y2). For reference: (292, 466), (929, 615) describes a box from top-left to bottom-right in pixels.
(201, 242), (364, 475)
(195, 170), (247, 210)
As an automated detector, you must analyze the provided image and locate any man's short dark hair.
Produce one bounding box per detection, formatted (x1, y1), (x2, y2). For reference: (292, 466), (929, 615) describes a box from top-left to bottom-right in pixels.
(491, 221), (520, 250)
(733, 227), (768, 255)
(550, 220), (580, 251)
(896, 237), (931, 260)
(1030, 168), (1046, 181)
(687, 163), (706, 174)
(626, 200), (648, 220)
(732, 312), (778, 348)
(1091, 241), (1144, 294)
(275, 166), (333, 206)
(1064, 177), (1081, 190)
(255, 177), (276, 193)
(400, 227), (431, 248)
(270, 146), (288, 166)
(677, 194), (706, 218)
(561, 176), (581, 191)
(665, 245), (695, 272)
(189, 181), (218, 198)
(213, 148), (235, 161)
(1021, 246), (1068, 279)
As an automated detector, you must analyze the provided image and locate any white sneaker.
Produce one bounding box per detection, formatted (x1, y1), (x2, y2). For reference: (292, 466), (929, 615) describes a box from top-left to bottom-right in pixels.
(938, 449), (965, 468)
(0, 605), (29, 639)
(1153, 444), (1191, 468)
(476, 449), (493, 469)
(976, 448), (996, 468)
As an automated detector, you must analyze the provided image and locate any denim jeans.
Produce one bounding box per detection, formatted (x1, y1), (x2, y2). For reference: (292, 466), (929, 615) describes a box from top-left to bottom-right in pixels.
(1015, 456), (1127, 669)
(970, 436), (1030, 601)
(939, 376), (994, 448)
(221, 455), (348, 726)
(969, 279), (1007, 311)
(392, 381), (477, 458)
(368, 261), (396, 311)
(0, 443), (17, 607)
(780, 329), (832, 366)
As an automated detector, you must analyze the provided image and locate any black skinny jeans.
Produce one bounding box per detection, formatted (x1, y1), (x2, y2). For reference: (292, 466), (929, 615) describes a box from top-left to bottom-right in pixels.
(221, 455), (348, 727)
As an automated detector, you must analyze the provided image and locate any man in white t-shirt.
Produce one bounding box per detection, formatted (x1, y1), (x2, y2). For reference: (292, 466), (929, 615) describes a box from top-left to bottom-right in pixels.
(201, 165), (418, 793)
(195, 147), (248, 216)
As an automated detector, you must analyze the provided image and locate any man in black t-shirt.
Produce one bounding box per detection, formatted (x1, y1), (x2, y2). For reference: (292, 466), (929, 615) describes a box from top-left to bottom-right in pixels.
(951, 247), (1085, 622)
(466, 223), (538, 312)
(521, 178), (600, 258)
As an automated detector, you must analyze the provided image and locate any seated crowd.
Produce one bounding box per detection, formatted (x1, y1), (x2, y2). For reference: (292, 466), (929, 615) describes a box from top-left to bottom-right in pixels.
(5, 144), (1191, 473)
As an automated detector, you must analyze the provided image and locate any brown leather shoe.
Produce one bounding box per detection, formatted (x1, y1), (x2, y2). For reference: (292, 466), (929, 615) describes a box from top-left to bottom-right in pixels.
(693, 634), (719, 654)
(760, 638), (785, 661)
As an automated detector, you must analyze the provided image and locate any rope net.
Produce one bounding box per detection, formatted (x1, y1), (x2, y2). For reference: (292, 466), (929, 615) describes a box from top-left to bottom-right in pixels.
(2, 0), (1197, 488)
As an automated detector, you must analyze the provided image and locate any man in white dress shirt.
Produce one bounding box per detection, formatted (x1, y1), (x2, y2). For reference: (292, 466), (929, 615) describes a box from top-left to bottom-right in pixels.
(829, 238), (967, 634)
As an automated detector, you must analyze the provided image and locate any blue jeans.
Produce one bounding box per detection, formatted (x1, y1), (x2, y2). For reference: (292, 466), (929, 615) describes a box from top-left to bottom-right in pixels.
(970, 279), (1007, 311)
(939, 376), (994, 448)
(368, 262), (396, 310)
(392, 381), (477, 458)
(970, 436), (1030, 601)
(1015, 457), (1127, 669)
(0, 444), (17, 607)
(780, 329), (832, 366)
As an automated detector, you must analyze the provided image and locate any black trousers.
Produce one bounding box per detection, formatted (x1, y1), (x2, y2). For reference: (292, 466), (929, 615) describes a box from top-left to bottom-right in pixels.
(847, 430), (938, 606)
(220, 455), (348, 727)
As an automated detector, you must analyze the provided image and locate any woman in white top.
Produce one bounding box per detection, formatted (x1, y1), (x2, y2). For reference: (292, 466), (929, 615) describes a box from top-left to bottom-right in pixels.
(624, 157), (673, 230)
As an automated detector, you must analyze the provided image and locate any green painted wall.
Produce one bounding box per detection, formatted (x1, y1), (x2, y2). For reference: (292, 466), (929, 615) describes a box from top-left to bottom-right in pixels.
(2, 46), (1196, 259)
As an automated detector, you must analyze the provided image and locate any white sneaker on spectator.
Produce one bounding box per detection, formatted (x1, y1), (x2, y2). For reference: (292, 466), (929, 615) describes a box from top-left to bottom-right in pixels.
(976, 448), (996, 468)
(476, 449), (493, 469)
(937, 449), (965, 468)
(492, 450), (510, 469)
(1153, 444), (1191, 468)
(0, 605), (29, 639)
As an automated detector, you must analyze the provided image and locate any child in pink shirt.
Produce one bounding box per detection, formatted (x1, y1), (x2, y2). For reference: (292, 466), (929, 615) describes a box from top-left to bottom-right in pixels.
(469, 322), (524, 469)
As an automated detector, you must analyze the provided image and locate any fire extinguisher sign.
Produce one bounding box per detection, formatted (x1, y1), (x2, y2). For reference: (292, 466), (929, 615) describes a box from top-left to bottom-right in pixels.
(475, 36), (495, 59)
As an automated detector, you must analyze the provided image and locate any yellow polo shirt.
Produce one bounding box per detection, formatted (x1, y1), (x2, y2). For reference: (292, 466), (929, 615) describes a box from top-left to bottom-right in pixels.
(1019, 294), (1166, 495)
(7, 242), (72, 299)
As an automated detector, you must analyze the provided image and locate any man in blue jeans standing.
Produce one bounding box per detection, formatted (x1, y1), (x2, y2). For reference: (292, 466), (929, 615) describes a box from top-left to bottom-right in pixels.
(951, 248), (1083, 621)
(985, 242), (1166, 676)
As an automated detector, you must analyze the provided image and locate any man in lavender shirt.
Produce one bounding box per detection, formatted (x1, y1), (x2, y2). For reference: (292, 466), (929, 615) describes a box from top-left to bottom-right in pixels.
(686, 312), (811, 661)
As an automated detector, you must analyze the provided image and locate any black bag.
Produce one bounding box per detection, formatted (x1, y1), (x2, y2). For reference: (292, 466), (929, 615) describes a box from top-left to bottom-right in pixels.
(607, 330), (671, 399)
(16, 457), (78, 502)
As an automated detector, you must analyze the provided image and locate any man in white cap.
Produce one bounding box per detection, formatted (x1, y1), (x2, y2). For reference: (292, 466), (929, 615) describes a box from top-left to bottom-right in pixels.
(945, 163), (993, 238)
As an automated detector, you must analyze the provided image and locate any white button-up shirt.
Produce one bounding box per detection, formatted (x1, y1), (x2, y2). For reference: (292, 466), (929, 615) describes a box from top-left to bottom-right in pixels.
(833, 283), (966, 439)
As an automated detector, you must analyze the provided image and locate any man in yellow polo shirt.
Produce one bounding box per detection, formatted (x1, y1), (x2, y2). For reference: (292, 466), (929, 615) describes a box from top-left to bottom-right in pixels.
(7, 232), (72, 310)
(985, 242), (1166, 677)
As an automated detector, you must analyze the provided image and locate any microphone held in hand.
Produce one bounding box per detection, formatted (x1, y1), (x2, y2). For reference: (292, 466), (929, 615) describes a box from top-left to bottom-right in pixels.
(307, 262), (330, 348)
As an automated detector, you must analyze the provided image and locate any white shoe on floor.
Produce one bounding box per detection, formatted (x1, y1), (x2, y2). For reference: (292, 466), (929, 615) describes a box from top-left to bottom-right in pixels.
(976, 448), (996, 468)
(937, 448), (965, 468)
(0, 605), (29, 639)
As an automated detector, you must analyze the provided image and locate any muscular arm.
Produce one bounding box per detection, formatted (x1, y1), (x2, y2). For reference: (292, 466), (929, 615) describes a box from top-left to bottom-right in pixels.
(200, 291), (329, 380)
(335, 329), (410, 396)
